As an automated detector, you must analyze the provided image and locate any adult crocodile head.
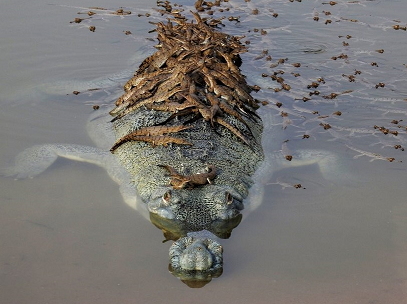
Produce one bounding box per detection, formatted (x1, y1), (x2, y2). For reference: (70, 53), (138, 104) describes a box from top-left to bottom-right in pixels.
(148, 186), (244, 286)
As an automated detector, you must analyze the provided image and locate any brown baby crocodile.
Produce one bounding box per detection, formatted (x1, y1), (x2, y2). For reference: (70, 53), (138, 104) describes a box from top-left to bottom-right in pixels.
(159, 164), (217, 190)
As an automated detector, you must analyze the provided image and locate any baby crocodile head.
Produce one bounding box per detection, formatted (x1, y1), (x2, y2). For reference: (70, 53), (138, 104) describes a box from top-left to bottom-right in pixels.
(168, 231), (223, 287)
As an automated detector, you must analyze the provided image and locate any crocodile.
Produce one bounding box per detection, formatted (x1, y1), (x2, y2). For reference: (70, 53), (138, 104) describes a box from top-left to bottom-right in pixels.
(4, 8), (341, 287)
(106, 12), (265, 286)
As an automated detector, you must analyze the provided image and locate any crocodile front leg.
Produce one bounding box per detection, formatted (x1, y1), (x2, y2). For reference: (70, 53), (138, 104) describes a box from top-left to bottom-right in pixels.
(3, 144), (108, 179)
(3, 143), (145, 216)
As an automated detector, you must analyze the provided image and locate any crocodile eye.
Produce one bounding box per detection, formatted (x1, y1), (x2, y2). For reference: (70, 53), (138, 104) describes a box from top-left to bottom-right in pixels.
(225, 192), (233, 205)
(162, 190), (172, 204)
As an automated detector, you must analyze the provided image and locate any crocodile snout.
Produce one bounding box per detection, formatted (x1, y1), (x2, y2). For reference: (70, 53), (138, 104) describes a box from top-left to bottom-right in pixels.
(179, 240), (214, 271)
(169, 234), (223, 282)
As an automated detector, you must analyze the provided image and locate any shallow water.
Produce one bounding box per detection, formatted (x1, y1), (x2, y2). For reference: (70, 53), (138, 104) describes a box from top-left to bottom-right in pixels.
(1, 0), (407, 303)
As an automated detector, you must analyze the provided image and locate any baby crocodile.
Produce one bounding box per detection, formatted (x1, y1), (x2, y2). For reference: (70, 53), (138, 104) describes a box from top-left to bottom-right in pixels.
(159, 164), (217, 189)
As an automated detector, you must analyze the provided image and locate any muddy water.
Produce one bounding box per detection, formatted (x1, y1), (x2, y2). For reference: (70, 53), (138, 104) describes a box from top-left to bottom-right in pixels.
(1, 0), (407, 303)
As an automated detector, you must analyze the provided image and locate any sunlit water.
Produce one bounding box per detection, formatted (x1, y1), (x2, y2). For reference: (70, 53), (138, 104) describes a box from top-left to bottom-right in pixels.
(1, 0), (407, 303)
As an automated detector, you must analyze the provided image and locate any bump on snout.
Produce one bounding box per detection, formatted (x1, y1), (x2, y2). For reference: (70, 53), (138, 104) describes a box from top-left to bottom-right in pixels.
(169, 236), (223, 281)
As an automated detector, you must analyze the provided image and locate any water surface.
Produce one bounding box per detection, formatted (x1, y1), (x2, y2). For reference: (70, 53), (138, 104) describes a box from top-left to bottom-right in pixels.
(1, 0), (407, 303)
